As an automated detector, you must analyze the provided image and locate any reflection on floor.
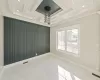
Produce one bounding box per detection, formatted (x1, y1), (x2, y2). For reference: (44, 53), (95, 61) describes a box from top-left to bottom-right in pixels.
(58, 65), (81, 80)
(0, 54), (99, 80)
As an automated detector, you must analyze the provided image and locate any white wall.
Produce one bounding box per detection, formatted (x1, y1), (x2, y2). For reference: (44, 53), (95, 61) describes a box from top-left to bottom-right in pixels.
(0, 14), (4, 67)
(0, 0), (4, 67)
(50, 13), (100, 73)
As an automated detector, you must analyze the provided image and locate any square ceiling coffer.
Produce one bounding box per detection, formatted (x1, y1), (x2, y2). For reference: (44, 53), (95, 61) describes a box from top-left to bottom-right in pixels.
(36, 0), (62, 24)
(36, 0), (62, 16)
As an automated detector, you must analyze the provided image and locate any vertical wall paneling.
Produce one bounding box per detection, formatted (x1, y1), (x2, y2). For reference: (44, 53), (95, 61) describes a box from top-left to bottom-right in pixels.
(37, 26), (50, 55)
(4, 17), (50, 65)
(26, 23), (37, 58)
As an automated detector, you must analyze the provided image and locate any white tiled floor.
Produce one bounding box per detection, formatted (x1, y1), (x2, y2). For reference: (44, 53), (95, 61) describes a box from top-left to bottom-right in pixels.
(0, 54), (99, 80)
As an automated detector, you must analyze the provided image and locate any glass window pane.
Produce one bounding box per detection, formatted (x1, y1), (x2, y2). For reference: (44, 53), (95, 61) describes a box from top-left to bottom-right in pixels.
(66, 29), (79, 54)
(57, 31), (65, 50)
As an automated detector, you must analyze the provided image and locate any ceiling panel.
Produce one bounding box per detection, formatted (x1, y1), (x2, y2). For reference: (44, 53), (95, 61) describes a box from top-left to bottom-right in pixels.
(6, 0), (100, 26)
(8, 0), (43, 13)
(36, 0), (62, 15)
(53, 0), (73, 10)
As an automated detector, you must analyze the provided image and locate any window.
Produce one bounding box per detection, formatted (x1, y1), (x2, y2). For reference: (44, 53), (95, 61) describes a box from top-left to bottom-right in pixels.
(66, 29), (79, 54)
(57, 25), (80, 55)
(57, 31), (65, 50)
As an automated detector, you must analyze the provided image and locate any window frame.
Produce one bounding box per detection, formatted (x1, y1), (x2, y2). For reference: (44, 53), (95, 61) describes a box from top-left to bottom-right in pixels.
(56, 24), (80, 57)
(56, 28), (66, 51)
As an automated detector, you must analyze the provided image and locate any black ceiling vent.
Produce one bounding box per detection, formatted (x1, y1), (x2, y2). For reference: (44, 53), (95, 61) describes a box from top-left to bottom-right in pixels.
(36, 0), (62, 16)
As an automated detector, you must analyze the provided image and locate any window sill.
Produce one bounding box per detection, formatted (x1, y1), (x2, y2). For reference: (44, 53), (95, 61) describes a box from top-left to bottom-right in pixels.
(57, 49), (80, 57)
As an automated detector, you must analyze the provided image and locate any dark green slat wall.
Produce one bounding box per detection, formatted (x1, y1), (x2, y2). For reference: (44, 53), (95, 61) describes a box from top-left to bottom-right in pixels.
(4, 17), (50, 65)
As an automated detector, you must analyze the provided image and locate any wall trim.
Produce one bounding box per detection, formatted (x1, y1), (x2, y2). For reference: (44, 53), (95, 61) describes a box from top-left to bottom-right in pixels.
(4, 52), (51, 69)
(50, 53), (100, 76)
(51, 11), (98, 27)
(0, 66), (4, 80)
(0, 53), (51, 79)
(2, 14), (50, 27)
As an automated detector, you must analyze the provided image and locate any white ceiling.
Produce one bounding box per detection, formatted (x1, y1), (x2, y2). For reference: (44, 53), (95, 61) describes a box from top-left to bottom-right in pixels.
(1, 0), (100, 27)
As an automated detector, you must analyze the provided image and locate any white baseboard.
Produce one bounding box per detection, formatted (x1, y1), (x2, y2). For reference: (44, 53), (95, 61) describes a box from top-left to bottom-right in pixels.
(50, 53), (100, 76)
(0, 66), (4, 80)
(0, 53), (51, 80)
(4, 52), (51, 69)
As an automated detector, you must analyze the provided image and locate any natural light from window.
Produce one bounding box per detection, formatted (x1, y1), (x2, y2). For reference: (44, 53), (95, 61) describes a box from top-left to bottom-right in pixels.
(66, 29), (79, 54)
(57, 25), (79, 56)
(58, 65), (81, 80)
(57, 31), (65, 50)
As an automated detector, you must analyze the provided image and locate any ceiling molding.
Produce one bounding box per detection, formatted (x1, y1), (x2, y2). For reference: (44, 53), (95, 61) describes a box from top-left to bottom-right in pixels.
(1, 0), (99, 27)
(51, 9), (98, 27)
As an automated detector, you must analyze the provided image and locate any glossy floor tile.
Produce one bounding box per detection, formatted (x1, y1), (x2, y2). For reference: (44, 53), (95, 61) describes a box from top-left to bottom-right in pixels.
(0, 54), (99, 80)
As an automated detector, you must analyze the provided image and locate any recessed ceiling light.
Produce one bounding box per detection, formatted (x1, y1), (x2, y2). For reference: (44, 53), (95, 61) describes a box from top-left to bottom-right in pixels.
(18, 0), (20, 2)
(82, 5), (85, 8)
(17, 10), (19, 12)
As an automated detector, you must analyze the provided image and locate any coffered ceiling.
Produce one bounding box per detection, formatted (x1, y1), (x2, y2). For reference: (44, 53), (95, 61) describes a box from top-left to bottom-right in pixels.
(1, 0), (100, 26)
